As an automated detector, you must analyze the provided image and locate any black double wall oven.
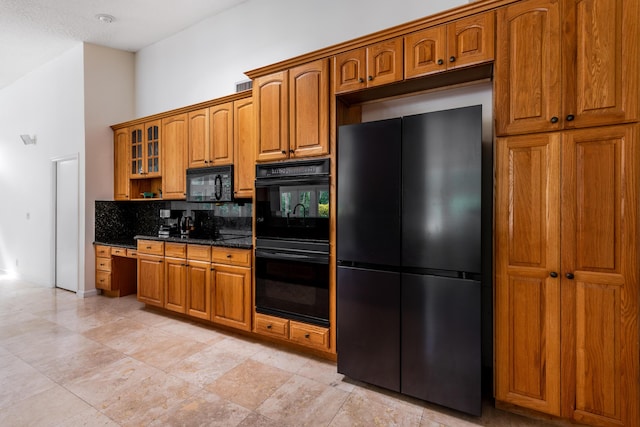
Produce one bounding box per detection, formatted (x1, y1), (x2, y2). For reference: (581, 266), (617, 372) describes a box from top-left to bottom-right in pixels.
(254, 159), (330, 327)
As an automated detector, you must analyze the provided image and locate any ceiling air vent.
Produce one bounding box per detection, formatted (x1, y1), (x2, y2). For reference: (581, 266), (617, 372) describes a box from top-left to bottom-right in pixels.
(235, 80), (253, 93)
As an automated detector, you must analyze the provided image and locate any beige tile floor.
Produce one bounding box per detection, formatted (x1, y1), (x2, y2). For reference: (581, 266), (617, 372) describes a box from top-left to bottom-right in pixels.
(0, 275), (563, 427)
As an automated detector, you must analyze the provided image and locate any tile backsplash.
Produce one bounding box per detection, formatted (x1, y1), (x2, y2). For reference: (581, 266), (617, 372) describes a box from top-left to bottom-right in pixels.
(95, 200), (252, 244)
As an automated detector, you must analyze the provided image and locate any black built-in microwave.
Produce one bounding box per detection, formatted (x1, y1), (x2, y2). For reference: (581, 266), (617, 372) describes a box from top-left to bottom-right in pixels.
(186, 166), (233, 202)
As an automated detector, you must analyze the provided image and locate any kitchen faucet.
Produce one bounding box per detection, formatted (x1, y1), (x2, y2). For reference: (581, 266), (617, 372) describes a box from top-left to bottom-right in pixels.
(292, 203), (307, 218)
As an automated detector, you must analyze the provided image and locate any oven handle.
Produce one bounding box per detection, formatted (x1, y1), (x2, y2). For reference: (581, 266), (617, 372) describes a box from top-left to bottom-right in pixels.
(255, 176), (329, 187)
(255, 248), (328, 264)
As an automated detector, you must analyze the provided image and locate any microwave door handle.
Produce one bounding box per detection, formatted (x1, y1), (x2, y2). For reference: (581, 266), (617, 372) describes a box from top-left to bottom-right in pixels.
(214, 174), (222, 200)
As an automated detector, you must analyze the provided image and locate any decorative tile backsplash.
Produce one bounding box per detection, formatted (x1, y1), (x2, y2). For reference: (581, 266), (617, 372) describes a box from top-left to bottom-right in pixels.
(95, 200), (252, 244)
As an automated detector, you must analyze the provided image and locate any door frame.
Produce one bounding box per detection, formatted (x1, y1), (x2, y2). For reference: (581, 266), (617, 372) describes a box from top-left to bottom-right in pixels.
(50, 153), (80, 293)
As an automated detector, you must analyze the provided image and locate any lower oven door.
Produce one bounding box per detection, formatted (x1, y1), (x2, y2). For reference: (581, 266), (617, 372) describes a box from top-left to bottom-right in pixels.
(255, 247), (329, 327)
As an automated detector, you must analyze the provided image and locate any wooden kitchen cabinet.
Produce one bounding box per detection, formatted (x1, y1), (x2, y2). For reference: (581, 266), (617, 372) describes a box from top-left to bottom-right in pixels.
(210, 247), (252, 331)
(95, 245), (137, 297)
(187, 108), (209, 168)
(209, 102), (234, 165)
(164, 243), (187, 313)
(333, 38), (403, 94)
(495, 125), (639, 427)
(161, 113), (188, 199)
(495, 0), (639, 136)
(137, 240), (165, 307)
(233, 97), (255, 198)
(186, 244), (212, 320)
(254, 70), (289, 162)
(113, 128), (130, 200)
(404, 12), (494, 79)
(255, 60), (329, 162)
(289, 59), (330, 159)
(130, 120), (161, 178)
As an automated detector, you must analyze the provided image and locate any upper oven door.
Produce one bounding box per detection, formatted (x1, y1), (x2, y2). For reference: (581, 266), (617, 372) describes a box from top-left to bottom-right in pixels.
(255, 161), (330, 241)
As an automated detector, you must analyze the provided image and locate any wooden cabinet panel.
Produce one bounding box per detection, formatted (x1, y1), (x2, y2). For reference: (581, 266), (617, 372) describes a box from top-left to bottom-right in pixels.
(447, 12), (494, 70)
(496, 0), (638, 136)
(289, 59), (329, 159)
(137, 254), (164, 307)
(255, 71), (289, 162)
(138, 240), (164, 256)
(211, 264), (251, 331)
(187, 244), (211, 262)
(495, 0), (562, 135)
(96, 257), (112, 272)
(211, 247), (251, 267)
(188, 108), (209, 168)
(131, 120), (161, 178)
(233, 97), (255, 198)
(111, 247), (127, 257)
(366, 38), (403, 88)
(560, 125), (638, 426)
(564, 0), (638, 129)
(114, 128), (130, 200)
(290, 321), (330, 351)
(165, 243), (187, 259)
(210, 102), (234, 165)
(162, 114), (188, 199)
(186, 260), (211, 320)
(404, 26), (447, 78)
(254, 313), (289, 339)
(95, 245), (111, 258)
(495, 132), (561, 415)
(334, 39), (402, 95)
(165, 257), (187, 313)
(95, 270), (111, 291)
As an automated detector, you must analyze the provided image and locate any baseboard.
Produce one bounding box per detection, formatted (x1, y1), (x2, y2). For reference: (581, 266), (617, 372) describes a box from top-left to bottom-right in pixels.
(77, 288), (99, 298)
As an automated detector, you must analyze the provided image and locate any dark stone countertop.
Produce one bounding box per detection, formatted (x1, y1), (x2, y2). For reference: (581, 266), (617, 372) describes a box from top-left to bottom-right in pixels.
(133, 234), (253, 250)
(93, 240), (137, 249)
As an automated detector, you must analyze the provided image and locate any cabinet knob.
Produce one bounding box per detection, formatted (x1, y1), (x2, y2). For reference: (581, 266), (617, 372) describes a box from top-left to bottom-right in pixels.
(437, 59), (444, 65)
(289, 149), (294, 154)
(565, 273), (575, 280)
(449, 56), (456, 63)
(304, 333), (310, 339)
(566, 114), (575, 121)
(226, 254), (232, 258)
(368, 75), (373, 81)
(550, 116), (559, 124)
(281, 150), (286, 154)
(549, 271), (558, 278)
(210, 268), (215, 272)
(358, 77), (364, 83)
(266, 324), (272, 329)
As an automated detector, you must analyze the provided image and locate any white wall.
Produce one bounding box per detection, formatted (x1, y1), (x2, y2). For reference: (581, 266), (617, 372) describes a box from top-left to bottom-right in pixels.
(0, 45), (85, 286)
(82, 44), (135, 294)
(135, 0), (466, 117)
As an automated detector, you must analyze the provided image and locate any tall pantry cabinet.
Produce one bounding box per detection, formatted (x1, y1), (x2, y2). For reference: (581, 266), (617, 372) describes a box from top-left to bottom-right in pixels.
(494, 1), (640, 426)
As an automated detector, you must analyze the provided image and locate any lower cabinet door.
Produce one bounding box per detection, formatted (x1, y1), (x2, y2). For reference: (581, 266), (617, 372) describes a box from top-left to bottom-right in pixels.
(137, 254), (164, 307)
(186, 260), (211, 320)
(211, 264), (251, 331)
(165, 257), (187, 313)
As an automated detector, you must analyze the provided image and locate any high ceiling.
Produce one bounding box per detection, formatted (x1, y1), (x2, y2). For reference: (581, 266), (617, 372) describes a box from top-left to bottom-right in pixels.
(0, 0), (248, 91)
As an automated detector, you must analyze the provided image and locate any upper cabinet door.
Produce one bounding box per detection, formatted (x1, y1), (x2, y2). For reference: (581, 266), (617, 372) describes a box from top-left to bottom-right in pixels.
(113, 128), (130, 200)
(447, 12), (495, 70)
(188, 108), (209, 168)
(366, 38), (403, 88)
(161, 114), (188, 199)
(144, 120), (162, 177)
(495, 0), (562, 136)
(289, 59), (329, 158)
(333, 48), (367, 94)
(233, 97), (255, 199)
(563, 0), (638, 129)
(209, 102), (234, 165)
(404, 26), (447, 78)
(255, 70), (289, 162)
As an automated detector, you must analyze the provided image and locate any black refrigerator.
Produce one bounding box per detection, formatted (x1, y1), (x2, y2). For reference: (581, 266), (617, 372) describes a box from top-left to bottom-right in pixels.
(336, 105), (482, 416)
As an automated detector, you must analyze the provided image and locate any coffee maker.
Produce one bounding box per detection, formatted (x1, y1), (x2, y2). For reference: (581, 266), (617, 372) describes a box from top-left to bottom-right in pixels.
(158, 209), (178, 238)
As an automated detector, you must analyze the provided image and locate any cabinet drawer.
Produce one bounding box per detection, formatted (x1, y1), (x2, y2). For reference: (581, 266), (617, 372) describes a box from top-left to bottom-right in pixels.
(211, 247), (251, 267)
(165, 242), (187, 258)
(111, 247), (127, 257)
(127, 248), (138, 258)
(95, 270), (112, 290)
(254, 313), (289, 338)
(95, 257), (111, 272)
(187, 244), (211, 262)
(137, 240), (164, 256)
(95, 245), (111, 257)
(290, 321), (330, 350)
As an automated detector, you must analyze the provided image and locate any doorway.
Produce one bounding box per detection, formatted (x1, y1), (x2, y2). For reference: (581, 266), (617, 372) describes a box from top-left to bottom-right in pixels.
(53, 155), (79, 292)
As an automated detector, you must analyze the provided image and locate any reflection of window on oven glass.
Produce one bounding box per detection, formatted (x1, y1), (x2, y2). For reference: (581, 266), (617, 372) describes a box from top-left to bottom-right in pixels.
(279, 186), (329, 218)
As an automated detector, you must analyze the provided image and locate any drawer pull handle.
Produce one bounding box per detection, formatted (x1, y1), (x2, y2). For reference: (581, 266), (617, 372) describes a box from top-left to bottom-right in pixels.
(146, 246), (152, 249)
(266, 324), (272, 329)
(304, 333), (310, 339)
(226, 254), (232, 258)
(100, 263), (104, 267)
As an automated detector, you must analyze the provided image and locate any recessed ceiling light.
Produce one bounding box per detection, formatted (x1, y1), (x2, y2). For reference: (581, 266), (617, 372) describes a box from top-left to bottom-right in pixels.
(95, 14), (115, 24)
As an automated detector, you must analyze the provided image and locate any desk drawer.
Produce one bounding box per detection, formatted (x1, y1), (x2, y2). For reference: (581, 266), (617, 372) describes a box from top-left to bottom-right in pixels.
(96, 257), (111, 272)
